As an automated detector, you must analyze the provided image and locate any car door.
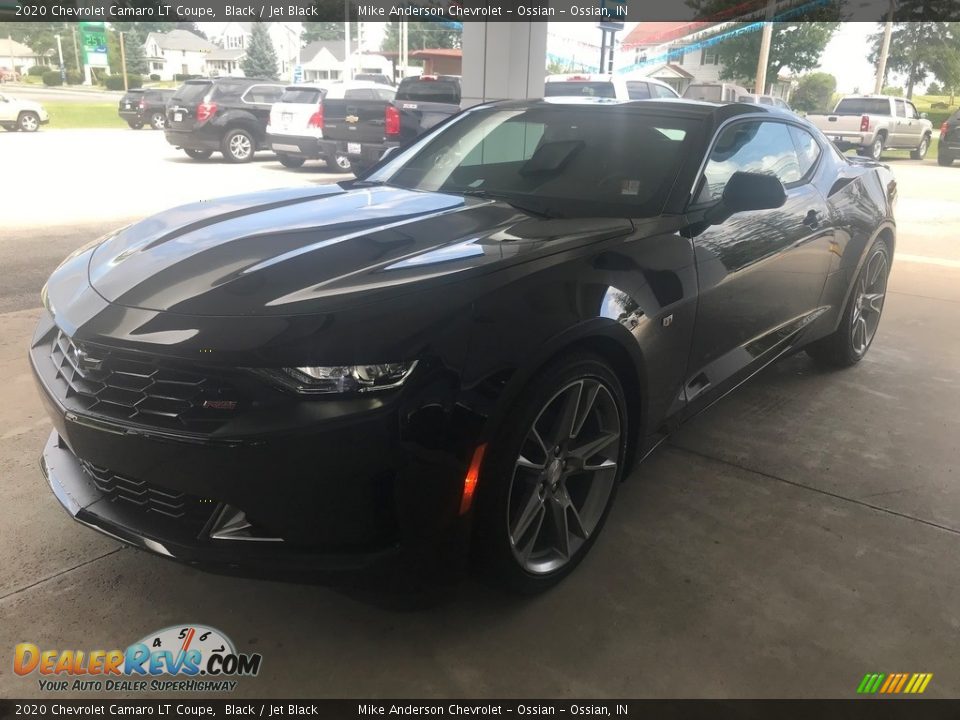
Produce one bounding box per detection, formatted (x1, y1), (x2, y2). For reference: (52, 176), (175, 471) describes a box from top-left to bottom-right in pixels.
(683, 118), (833, 407)
(892, 99), (909, 147)
(904, 100), (924, 146)
(0, 93), (12, 122)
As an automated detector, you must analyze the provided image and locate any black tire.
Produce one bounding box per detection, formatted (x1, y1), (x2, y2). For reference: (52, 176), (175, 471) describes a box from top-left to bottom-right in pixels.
(184, 149), (213, 161)
(858, 133), (884, 161)
(127, 120), (143, 130)
(277, 154), (305, 168)
(910, 134), (930, 160)
(222, 128), (255, 163)
(806, 238), (890, 368)
(149, 112), (165, 130)
(325, 153), (353, 173)
(18, 111), (40, 132)
(473, 351), (628, 594)
(1, 123), (17, 131)
(938, 151), (955, 167)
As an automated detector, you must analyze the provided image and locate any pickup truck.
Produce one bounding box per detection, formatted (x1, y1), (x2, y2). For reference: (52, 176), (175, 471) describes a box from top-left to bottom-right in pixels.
(808, 95), (933, 160)
(318, 75), (462, 174)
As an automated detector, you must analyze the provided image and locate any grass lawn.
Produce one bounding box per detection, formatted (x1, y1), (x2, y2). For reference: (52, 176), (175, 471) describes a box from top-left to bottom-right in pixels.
(44, 102), (127, 129)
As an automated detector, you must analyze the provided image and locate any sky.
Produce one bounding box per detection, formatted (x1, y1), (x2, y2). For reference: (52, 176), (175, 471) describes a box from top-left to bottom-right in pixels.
(200, 21), (888, 94)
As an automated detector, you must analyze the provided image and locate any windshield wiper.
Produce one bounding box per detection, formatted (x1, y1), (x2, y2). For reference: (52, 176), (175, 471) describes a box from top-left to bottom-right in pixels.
(454, 189), (558, 219)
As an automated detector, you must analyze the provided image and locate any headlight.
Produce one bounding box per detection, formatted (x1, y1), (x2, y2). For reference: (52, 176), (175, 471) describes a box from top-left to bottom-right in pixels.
(270, 362), (418, 395)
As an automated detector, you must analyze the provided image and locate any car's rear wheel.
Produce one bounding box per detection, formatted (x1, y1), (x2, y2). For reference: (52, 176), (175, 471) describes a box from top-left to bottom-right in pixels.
(326, 153), (352, 173)
(222, 128), (255, 163)
(149, 112), (165, 130)
(127, 120), (143, 130)
(1, 123), (16, 131)
(184, 149), (213, 161)
(938, 151), (955, 167)
(910, 134), (930, 160)
(858, 134), (884, 161)
(474, 351), (628, 594)
(18, 111), (40, 132)
(277, 154), (305, 168)
(806, 238), (890, 368)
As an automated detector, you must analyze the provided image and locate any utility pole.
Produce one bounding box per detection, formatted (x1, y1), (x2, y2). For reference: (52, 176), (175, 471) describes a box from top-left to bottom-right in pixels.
(754, 0), (775, 95)
(344, 0), (351, 82)
(55, 34), (65, 83)
(71, 26), (80, 71)
(874, 0), (895, 94)
(119, 30), (128, 91)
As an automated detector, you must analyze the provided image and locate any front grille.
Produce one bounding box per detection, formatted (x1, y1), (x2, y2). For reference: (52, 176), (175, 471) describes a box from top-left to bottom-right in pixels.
(49, 331), (241, 433)
(79, 459), (215, 526)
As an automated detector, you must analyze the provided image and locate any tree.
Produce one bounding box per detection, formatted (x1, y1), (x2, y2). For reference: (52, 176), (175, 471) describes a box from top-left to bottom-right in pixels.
(381, 22), (461, 53)
(790, 72), (837, 113)
(715, 23), (839, 89)
(241, 23), (279, 80)
(303, 22), (343, 43)
(927, 81), (944, 94)
(3, 22), (79, 71)
(868, 22), (947, 99)
(925, 23), (960, 103)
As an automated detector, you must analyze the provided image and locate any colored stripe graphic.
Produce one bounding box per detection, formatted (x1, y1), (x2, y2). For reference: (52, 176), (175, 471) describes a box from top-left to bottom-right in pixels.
(857, 673), (933, 694)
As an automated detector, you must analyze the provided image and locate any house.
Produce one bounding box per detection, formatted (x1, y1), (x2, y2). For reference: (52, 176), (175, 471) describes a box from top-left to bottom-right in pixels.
(298, 41), (392, 83)
(410, 49), (461, 77)
(143, 29), (218, 80)
(210, 22), (302, 80)
(0, 37), (42, 73)
(620, 22), (793, 99)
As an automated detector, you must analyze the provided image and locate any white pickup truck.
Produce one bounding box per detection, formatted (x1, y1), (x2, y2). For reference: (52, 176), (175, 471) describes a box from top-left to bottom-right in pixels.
(808, 95), (932, 161)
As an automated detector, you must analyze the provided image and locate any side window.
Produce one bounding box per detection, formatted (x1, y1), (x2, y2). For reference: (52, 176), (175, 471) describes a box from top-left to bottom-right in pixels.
(245, 85), (283, 104)
(906, 102), (920, 119)
(697, 121), (802, 203)
(627, 82), (650, 100)
(653, 84), (676, 98)
(894, 99), (906, 118)
(461, 121), (545, 166)
(788, 126), (821, 178)
(375, 89), (396, 101)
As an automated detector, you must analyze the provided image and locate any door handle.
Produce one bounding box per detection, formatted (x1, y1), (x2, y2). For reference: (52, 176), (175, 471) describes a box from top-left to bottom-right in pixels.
(803, 209), (822, 230)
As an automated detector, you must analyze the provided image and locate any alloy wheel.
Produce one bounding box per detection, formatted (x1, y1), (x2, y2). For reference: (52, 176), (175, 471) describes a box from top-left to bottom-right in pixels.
(506, 378), (621, 575)
(19, 113), (38, 132)
(151, 113), (165, 130)
(871, 138), (883, 160)
(335, 153), (352, 171)
(229, 133), (252, 161)
(851, 247), (888, 357)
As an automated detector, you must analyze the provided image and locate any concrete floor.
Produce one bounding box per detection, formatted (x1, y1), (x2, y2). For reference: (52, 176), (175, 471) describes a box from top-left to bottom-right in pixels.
(1, 131), (958, 698)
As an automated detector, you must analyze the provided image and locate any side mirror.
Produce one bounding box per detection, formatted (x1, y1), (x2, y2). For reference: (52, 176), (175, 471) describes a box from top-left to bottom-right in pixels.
(920, 112), (929, 119)
(704, 171), (786, 225)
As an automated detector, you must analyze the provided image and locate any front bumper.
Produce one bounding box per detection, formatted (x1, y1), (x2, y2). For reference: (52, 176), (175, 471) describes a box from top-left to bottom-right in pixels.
(30, 321), (474, 579)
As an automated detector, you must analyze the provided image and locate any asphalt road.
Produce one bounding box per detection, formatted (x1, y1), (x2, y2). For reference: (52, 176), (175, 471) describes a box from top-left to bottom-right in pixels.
(1, 129), (959, 698)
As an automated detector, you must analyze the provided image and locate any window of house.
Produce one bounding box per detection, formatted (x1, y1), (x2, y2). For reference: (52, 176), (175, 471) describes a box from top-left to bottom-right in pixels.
(700, 48), (718, 65)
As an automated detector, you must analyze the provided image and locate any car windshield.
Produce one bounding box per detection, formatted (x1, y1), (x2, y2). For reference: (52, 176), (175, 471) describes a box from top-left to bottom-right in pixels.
(685, 85), (723, 102)
(367, 105), (699, 218)
(396, 80), (460, 104)
(280, 87), (324, 104)
(544, 82), (617, 99)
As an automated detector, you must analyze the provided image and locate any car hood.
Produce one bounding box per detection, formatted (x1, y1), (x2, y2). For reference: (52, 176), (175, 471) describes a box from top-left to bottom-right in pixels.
(87, 185), (635, 316)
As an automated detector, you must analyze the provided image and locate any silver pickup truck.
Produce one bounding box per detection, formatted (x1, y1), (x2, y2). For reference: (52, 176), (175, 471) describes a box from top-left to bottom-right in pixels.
(808, 95), (932, 161)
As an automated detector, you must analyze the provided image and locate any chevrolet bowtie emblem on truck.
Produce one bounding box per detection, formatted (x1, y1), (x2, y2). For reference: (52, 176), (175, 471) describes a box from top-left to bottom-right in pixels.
(345, 114), (359, 124)
(73, 345), (103, 373)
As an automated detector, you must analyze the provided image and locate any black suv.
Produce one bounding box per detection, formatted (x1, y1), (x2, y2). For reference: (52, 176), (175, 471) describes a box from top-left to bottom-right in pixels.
(118, 88), (174, 130)
(939, 109), (960, 166)
(164, 78), (285, 163)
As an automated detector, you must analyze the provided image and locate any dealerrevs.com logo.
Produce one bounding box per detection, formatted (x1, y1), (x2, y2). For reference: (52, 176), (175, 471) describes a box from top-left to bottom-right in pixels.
(14, 624), (262, 693)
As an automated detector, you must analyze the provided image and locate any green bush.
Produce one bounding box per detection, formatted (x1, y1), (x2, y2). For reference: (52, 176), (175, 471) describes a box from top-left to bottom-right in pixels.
(174, 73), (200, 81)
(27, 65), (49, 77)
(65, 70), (82, 85)
(103, 74), (143, 91)
(791, 72), (837, 114)
(41, 70), (63, 86)
(882, 85), (903, 97)
(149, 73), (160, 81)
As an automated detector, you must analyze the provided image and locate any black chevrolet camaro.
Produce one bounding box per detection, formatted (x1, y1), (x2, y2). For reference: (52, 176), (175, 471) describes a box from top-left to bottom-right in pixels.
(32, 98), (896, 593)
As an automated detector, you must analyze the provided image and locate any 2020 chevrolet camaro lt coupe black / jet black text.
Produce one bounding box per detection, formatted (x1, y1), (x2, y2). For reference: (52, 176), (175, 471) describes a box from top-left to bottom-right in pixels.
(32, 98), (896, 593)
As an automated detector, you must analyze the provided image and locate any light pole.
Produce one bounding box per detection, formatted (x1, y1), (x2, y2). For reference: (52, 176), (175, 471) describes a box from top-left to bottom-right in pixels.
(55, 34), (65, 83)
(118, 30), (128, 91)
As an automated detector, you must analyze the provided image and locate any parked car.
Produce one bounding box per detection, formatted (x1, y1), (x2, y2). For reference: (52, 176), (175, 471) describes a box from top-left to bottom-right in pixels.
(0, 91), (48, 132)
(807, 95), (933, 160)
(937, 108), (960, 166)
(267, 81), (395, 172)
(164, 77), (285, 163)
(118, 88), (175, 130)
(33, 98), (897, 592)
(314, 75), (462, 175)
(683, 82), (751, 103)
(544, 73), (679, 100)
(738, 93), (793, 112)
(354, 72), (393, 86)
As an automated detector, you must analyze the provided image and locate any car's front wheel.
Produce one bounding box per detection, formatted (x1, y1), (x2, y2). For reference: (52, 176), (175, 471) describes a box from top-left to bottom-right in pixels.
(277, 154), (305, 168)
(910, 134), (930, 160)
(18, 111), (40, 132)
(149, 112), (165, 130)
(474, 351), (628, 594)
(184, 149), (213, 161)
(807, 237), (890, 368)
(222, 128), (255, 163)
